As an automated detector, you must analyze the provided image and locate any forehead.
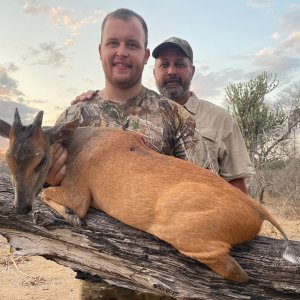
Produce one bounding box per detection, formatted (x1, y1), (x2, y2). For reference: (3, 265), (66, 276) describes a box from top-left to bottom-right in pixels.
(157, 47), (189, 61)
(102, 17), (145, 44)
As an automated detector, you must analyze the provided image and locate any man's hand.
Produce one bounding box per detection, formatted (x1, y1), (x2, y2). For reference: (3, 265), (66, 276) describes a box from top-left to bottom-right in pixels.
(229, 178), (248, 194)
(71, 90), (98, 105)
(45, 143), (68, 186)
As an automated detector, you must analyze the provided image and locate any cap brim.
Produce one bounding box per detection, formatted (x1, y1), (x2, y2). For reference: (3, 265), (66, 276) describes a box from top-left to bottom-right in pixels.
(152, 42), (188, 59)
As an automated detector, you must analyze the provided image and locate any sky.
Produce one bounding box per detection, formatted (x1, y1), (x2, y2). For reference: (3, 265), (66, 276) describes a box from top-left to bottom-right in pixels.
(0, 0), (300, 149)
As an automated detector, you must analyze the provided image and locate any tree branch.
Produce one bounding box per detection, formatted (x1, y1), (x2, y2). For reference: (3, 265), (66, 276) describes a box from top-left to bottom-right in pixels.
(0, 173), (299, 299)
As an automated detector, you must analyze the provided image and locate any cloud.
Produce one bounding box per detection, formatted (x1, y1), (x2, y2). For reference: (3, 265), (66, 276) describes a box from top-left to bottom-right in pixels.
(254, 47), (299, 75)
(82, 77), (95, 84)
(0, 61), (61, 127)
(0, 64), (24, 99)
(251, 5), (300, 82)
(247, 0), (275, 8)
(24, 42), (68, 67)
(0, 99), (40, 150)
(253, 30), (300, 78)
(281, 31), (300, 52)
(22, 2), (49, 14)
(23, 1), (106, 45)
(279, 4), (300, 33)
(0, 99), (39, 124)
(271, 32), (280, 40)
(190, 68), (255, 105)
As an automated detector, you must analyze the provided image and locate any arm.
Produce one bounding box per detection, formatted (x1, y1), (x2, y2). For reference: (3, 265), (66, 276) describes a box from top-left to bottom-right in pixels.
(229, 178), (248, 194)
(172, 104), (199, 162)
(45, 105), (82, 186)
(45, 143), (67, 186)
(219, 118), (255, 187)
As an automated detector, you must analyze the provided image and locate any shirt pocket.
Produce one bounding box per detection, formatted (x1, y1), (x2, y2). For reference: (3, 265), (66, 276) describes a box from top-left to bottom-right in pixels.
(195, 127), (220, 174)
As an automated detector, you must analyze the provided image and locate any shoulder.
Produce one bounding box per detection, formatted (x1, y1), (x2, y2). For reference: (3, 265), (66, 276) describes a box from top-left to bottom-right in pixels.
(56, 100), (103, 126)
(143, 88), (190, 114)
(188, 95), (237, 130)
(55, 103), (82, 124)
(199, 99), (234, 122)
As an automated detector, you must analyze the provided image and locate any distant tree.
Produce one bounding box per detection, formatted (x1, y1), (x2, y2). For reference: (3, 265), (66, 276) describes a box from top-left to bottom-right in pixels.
(275, 81), (300, 158)
(225, 72), (300, 168)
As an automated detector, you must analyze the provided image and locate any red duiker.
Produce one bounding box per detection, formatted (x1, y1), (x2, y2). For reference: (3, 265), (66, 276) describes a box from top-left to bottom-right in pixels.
(0, 108), (299, 283)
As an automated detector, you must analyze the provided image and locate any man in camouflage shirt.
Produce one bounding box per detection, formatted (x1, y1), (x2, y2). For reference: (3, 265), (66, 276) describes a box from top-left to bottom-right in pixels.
(46, 9), (198, 185)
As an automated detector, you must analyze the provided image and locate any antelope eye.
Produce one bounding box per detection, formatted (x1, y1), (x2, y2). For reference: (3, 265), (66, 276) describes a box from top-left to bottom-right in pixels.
(35, 156), (47, 172)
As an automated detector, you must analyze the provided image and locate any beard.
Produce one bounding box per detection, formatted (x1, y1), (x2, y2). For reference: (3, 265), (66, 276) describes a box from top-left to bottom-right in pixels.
(158, 76), (191, 101)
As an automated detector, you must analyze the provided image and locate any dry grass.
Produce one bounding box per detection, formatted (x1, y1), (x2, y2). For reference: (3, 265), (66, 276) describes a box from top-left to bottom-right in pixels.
(0, 235), (80, 300)
(258, 193), (300, 241)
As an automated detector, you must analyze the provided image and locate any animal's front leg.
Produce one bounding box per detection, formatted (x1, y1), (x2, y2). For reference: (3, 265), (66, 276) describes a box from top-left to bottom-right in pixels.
(42, 187), (81, 227)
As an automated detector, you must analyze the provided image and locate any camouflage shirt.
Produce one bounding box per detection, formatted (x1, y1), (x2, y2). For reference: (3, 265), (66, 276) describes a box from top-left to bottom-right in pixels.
(56, 86), (198, 162)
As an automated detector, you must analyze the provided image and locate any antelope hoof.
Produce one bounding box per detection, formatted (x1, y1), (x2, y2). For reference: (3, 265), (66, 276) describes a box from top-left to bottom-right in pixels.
(65, 208), (81, 228)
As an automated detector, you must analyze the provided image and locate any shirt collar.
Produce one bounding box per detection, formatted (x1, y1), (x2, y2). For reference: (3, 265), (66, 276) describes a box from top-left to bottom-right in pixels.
(183, 91), (199, 115)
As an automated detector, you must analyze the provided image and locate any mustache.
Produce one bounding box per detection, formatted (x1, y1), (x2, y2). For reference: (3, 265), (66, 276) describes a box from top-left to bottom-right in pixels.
(164, 76), (181, 84)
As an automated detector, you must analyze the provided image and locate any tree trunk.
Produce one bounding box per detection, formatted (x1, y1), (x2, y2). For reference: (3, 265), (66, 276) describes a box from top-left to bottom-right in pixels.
(0, 173), (299, 299)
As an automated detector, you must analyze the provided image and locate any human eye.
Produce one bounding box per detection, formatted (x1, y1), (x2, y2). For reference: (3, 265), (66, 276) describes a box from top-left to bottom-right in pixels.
(175, 61), (187, 68)
(127, 41), (139, 49)
(106, 40), (118, 47)
(160, 62), (169, 69)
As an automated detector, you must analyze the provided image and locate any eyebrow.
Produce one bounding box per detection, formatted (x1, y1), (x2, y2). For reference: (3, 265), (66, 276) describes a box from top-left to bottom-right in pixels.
(159, 57), (187, 62)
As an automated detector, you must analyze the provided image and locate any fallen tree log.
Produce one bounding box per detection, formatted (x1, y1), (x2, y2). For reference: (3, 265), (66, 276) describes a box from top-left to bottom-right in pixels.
(0, 172), (299, 299)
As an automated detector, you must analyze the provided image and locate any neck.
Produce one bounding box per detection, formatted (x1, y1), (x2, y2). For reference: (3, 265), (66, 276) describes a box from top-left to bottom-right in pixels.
(174, 91), (191, 106)
(101, 82), (143, 103)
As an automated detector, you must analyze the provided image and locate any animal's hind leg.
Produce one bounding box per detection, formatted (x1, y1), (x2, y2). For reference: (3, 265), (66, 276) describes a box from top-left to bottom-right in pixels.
(205, 254), (249, 283)
(180, 241), (249, 283)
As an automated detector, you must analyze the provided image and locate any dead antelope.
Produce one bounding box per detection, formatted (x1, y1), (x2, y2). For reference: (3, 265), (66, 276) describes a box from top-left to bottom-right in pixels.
(0, 109), (299, 283)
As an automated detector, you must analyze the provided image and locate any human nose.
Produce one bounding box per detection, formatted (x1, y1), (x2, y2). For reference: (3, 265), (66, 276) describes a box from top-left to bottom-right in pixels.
(167, 65), (177, 75)
(116, 44), (128, 57)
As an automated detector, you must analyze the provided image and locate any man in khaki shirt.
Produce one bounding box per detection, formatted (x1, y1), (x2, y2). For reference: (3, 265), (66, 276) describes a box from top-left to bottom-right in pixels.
(152, 37), (254, 193)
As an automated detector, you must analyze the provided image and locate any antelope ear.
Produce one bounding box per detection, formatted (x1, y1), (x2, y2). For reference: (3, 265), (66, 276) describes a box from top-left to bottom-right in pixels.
(13, 108), (22, 128)
(32, 111), (44, 128)
(0, 119), (11, 138)
(44, 119), (80, 144)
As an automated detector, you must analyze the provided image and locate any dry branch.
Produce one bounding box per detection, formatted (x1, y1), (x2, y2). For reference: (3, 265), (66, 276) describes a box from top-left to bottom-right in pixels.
(0, 172), (299, 299)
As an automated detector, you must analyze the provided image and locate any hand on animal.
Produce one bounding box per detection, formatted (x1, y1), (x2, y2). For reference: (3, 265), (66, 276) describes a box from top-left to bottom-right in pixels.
(45, 143), (67, 186)
(71, 90), (98, 105)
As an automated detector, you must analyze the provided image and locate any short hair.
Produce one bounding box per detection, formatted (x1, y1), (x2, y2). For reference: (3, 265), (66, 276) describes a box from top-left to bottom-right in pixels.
(101, 8), (148, 48)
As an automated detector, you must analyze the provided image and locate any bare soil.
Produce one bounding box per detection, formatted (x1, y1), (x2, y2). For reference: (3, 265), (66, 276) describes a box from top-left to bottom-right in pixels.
(0, 200), (299, 300)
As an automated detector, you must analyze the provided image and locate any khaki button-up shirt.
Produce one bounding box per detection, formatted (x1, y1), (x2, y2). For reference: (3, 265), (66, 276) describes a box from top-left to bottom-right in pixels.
(184, 92), (254, 181)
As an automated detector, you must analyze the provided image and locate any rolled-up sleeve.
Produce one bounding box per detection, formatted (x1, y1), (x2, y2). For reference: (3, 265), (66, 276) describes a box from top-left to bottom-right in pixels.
(219, 120), (255, 181)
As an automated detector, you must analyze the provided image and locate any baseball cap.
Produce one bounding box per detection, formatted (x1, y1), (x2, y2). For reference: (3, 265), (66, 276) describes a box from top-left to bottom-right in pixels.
(152, 37), (193, 63)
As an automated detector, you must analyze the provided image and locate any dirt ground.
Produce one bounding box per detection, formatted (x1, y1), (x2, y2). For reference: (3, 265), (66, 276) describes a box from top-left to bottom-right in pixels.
(0, 201), (299, 300)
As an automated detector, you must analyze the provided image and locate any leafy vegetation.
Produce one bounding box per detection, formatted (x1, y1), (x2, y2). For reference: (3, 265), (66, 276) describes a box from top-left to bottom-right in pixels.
(225, 73), (300, 204)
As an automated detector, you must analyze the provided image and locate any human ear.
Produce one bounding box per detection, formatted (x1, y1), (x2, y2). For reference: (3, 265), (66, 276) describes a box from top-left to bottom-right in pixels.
(144, 48), (150, 64)
(98, 44), (102, 60)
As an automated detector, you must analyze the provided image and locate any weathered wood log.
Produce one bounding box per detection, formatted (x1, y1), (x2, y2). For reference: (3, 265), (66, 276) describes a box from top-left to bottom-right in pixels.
(0, 172), (299, 299)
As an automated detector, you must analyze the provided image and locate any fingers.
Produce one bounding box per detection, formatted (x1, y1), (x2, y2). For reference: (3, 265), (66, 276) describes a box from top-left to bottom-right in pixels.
(45, 143), (68, 186)
(71, 90), (98, 105)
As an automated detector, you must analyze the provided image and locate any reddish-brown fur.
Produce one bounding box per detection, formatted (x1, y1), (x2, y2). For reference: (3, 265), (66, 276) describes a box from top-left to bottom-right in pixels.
(43, 127), (289, 283)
